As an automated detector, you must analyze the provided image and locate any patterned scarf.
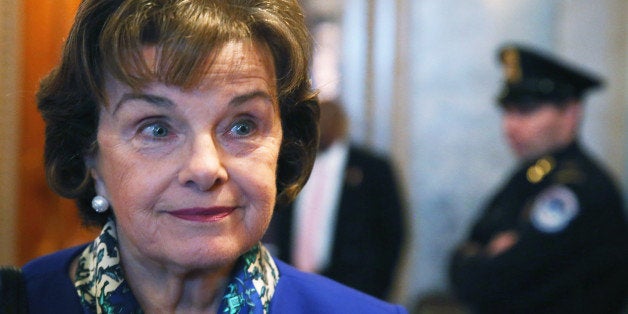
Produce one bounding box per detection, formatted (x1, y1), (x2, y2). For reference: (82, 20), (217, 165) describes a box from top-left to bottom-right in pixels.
(74, 219), (279, 313)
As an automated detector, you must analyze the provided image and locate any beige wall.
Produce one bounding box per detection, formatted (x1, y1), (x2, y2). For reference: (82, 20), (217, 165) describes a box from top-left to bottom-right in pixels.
(0, 0), (21, 265)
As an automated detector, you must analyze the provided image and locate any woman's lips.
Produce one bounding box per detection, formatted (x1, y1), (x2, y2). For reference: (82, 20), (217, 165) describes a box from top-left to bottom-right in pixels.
(169, 207), (236, 222)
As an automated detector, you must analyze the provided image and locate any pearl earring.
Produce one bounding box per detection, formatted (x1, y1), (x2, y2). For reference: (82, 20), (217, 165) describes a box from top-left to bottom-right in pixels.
(91, 195), (109, 213)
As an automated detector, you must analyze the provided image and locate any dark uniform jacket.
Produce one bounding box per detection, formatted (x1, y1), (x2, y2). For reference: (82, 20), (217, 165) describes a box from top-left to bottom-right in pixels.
(265, 145), (406, 300)
(450, 141), (628, 313)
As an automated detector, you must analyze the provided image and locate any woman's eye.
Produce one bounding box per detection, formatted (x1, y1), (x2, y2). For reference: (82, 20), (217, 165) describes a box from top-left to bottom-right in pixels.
(140, 122), (170, 138)
(229, 119), (256, 137)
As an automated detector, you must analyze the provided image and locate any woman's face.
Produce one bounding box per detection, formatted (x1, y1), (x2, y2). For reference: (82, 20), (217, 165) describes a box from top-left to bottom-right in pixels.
(91, 41), (282, 270)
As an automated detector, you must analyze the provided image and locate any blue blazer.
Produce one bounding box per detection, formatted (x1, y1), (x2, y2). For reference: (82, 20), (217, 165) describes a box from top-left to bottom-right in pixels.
(23, 244), (407, 313)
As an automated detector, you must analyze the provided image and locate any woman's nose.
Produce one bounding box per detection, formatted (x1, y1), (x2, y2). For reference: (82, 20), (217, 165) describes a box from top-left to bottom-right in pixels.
(178, 134), (228, 191)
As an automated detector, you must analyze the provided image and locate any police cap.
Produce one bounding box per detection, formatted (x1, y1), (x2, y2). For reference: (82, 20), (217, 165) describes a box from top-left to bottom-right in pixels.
(497, 43), (603, 109)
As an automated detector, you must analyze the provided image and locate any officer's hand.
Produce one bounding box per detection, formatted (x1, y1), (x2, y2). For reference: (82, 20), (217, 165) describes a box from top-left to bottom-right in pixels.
(486, 231), (519, 256)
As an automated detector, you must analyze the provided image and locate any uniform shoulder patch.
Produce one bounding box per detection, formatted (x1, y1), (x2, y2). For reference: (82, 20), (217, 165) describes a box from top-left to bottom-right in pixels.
(530, 185), (579, 233)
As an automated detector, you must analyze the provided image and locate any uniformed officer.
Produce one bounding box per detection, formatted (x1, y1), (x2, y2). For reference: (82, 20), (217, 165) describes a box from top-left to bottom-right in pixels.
(449, 43), (628, 313)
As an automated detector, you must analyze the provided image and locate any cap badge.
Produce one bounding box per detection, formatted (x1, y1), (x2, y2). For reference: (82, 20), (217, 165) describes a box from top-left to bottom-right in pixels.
(502, 48), (522, 83)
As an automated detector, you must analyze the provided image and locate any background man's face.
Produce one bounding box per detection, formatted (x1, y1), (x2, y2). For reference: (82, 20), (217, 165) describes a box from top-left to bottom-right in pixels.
(501, 104), (576, 160)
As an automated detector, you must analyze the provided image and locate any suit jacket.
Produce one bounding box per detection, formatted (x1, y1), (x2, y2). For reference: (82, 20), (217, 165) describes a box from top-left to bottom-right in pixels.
(266, 145), (406, 300)
(23, 244), (408, 313)
(449, 142), (628, 313)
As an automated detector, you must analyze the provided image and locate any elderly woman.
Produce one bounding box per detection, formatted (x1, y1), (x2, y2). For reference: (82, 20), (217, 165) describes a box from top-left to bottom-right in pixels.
(21, 0), (408, 313)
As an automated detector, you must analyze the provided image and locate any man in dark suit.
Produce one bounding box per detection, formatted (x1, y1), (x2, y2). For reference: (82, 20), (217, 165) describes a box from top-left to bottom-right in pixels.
(449, 44), (628, 313)
(264, 100), (407, 300)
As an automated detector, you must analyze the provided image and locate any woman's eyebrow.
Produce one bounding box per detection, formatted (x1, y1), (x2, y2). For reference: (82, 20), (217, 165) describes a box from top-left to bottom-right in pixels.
(113, 93), (174, 114)
(111, 90), (273, 114)
(229, 90), (274, 107)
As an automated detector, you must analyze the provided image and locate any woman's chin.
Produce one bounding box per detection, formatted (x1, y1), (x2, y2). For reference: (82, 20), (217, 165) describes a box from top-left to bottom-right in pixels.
(162, 241), (251, 270)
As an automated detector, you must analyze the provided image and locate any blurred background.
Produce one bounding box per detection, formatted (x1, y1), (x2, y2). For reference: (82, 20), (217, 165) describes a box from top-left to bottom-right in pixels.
(1, 0), (627, 310)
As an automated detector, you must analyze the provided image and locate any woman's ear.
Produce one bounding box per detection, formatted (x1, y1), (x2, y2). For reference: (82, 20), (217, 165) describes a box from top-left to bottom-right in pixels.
(93, 174), (108, 198)
(85, 156), (108, 197)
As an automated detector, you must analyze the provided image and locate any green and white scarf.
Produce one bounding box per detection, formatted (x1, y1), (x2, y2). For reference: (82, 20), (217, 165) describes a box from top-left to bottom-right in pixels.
(74, 219), (279, 313)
